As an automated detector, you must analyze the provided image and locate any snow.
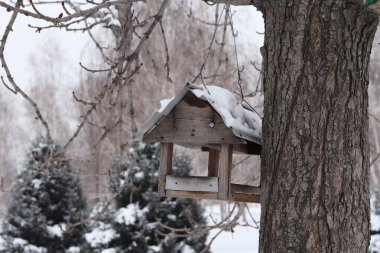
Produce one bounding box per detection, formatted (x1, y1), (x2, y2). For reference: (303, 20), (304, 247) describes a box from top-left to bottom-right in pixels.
(66, 246), (80, 253)
(141, 83), (262, 144)
(90, 202), (107, 218)
(210, 225), (259, 253)
(371, 204), (380, 252)
(182, 244), (195, 253)
(371, 235), (380, 252)
(31, 179), (42, 189)
(115, 204), (144, 225)
(207, 204), (260, 253)
(46, 224), (64, 238)
(158, 98), (173, 113)
(24, 244), (47, 253)
(85, 223), (118, 248)
(12, 238), (47, 253)
(101, 249), (117, 253)
(148, 245), (161, 252)
(0, 234), (5, 251)
(372, 211), (380, 231)
(128, 148), (136, 156)
(167, 214), (176, 221)
(81, 199), (380, 252)
(13, 238), (27, 246)
(189, 84), (262, 144)
(134, 171), (144, 179)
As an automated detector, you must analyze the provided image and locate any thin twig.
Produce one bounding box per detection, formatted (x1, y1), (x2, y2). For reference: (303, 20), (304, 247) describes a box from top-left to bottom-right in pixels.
(159, 20), (172, 83)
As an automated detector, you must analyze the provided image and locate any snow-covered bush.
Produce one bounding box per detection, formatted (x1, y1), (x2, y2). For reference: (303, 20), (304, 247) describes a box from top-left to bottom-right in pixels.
(84, 143), (208, 253)
(1, 137), (87, 252)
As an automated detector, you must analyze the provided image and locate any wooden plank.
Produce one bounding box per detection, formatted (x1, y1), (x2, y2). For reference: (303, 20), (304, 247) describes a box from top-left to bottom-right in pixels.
(158, 143), (173, 196)
(208, 149), (220, 177)
(166, 189), (218, 200)
(144, 117), (246, 144)
(200, 144), (256, 155)
(231, 184), (261, 195)
(166, 190), (260, 203)
(218, 144), (233, 200)
(166, 175), (218, 192)
(144, 98), (246, 144)
(229, 193), (260, 203)
(175, 95), (213, 118)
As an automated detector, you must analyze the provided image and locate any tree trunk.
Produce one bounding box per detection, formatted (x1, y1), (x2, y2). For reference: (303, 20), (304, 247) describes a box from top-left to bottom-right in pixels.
(260, 1), (378, 252)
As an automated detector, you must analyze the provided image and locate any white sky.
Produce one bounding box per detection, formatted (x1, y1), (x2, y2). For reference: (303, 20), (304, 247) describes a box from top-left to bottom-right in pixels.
(0, 4), (89, 89)
(0, 3), (264, 90)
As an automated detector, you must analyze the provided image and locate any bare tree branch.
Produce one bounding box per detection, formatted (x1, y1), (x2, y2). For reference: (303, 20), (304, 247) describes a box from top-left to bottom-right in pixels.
(0, 1), (52, 143)
(202, 0), (262, 9)
(0, 0), (130, 24)
(159, 20), (172, 83)
(126, 0), (170, 62)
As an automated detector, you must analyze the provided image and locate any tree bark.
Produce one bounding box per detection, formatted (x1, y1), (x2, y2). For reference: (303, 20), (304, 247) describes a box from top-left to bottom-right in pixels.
(260, 1), (378, 252)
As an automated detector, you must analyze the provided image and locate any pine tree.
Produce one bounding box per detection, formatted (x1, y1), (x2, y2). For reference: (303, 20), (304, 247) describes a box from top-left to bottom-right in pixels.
(2, 137), (87, 252)
(85, 143), (208, 253)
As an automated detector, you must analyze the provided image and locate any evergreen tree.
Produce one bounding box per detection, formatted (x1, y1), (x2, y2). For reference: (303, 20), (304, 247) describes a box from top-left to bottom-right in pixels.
(2, 137), (87, 253)
(84, 143), (208, 253)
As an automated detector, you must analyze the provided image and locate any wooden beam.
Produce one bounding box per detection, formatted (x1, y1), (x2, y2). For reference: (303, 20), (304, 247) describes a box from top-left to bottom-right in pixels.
(208, 149), (220, 177)
(144, 117), (246, 144)
(230, 193), (260, 203)
(230, 184), (260, 203)
(158, 142), (173, 196)
(166, 189), (260, 203)
(166, 190), (218, 200)
(166, 175), (218, 192)
(201, 144), (260, 155)
(231, 184), (261, 195)
(218, 144), (233, 200)
(144, 100), (246, 144)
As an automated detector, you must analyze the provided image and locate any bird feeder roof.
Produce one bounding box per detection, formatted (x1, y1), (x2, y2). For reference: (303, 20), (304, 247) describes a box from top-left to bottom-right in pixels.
(136, 83), (262, 145)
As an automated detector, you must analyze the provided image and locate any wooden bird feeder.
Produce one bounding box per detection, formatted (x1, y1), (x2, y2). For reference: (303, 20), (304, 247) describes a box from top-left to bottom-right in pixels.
(136, 83), (262, 203)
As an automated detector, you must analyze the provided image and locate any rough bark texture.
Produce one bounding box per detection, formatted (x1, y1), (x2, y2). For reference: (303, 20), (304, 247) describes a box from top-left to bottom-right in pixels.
(260, 1), (378, 252)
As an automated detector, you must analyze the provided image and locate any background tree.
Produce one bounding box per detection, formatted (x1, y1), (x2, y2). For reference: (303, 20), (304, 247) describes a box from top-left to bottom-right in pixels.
(2, 137), (87, 252)
(83, 143), (208, 253)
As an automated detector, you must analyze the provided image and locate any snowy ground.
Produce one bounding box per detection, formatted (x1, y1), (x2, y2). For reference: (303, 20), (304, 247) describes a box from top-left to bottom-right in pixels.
(208, 203), (380, 253)
(206, 203), (260, 253)
(0, 235), (5, 251)
(371, 211), (380, 252)
(0, 203), (260, 253)
(2, 203), (380, 252)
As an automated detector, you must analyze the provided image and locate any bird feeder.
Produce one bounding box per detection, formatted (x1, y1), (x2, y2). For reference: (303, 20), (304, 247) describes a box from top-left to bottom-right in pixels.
(136, 83), (262, 203)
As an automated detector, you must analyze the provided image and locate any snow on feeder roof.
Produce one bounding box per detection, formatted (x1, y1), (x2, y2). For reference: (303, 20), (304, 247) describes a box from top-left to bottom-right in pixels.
(135, 83), (262, 203)
(136, 83), (262, 153)
(189, 84), (262, 144)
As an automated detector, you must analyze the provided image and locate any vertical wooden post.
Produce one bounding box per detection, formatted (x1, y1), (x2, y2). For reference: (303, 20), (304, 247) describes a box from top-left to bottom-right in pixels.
(208, 149), (220, 177)
(218, 144), (232, 200)
(158, 142), (173, 196)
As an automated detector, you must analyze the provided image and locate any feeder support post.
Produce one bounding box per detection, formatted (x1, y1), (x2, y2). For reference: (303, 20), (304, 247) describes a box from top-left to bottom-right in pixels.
(208, 149), (220, 177)
(218, 144), (233, 200)
(158, 142), (173, 196)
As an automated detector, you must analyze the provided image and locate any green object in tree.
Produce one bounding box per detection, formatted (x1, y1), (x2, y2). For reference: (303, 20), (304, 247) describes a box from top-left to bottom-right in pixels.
(366, 0), (377, 6)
